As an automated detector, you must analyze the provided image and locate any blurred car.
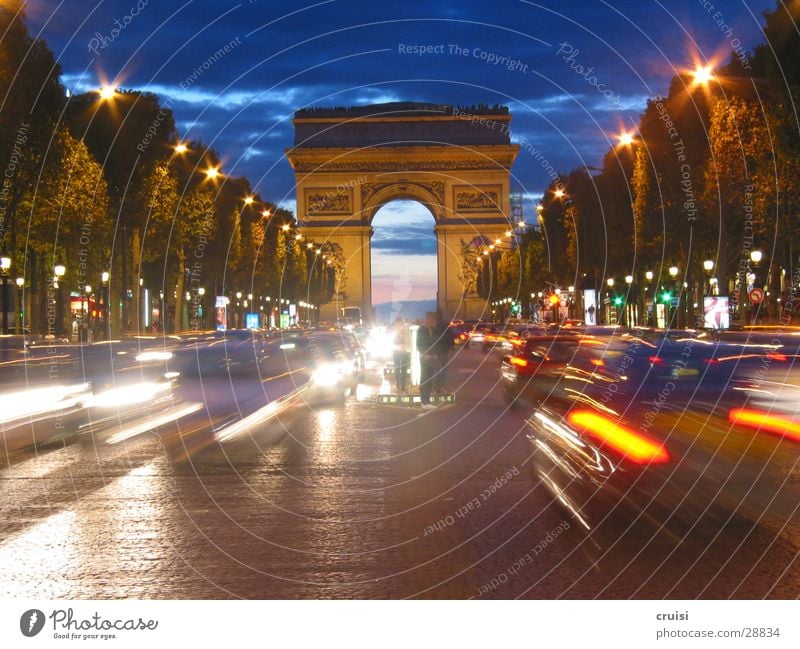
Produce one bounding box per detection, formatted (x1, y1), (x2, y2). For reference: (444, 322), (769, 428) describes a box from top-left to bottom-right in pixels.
(305, 331), (360, 403)
(467, 322), (493, 348)
(481, 324), (518, 352)
(503, 328), (800, 540)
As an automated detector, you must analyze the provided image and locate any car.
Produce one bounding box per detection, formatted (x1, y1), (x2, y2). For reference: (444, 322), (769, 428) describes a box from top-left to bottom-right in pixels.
(305, 331), (361, 403)
(506, 328), (800, 541)
(467, 322), (493, 348)
(481, 324), (519, 352)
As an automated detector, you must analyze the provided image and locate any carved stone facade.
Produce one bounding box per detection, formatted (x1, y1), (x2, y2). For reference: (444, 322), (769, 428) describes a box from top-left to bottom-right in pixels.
(304, 188), (352, 215)
(286, 102), (519, 321)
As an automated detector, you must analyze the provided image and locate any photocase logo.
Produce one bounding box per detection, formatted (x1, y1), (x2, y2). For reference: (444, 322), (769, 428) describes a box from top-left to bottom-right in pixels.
(20, 609), (45, 637)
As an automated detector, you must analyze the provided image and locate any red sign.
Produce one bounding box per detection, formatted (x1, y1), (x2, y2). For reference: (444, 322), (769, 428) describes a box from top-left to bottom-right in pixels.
(749, 288), (764, 304)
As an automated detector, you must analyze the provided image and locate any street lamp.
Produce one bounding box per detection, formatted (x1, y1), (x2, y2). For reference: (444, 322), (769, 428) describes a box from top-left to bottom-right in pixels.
(98, 85), (117, 100)
(0, 254), (10, 335)
(691, 64), (715, 86)
(703, 260), (714, 297)
(616, 131), (636, 147)
(53, 263), (66, 337)
(15, 277), (24, 331)
(607, 278), (615, 288)
(101, 271), (110, 339)
(750, 250), (762, 264)
(667, 266), (680, 328)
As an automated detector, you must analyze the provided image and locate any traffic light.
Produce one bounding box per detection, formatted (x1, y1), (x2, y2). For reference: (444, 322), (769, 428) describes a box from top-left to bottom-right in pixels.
(613, 296), (623, 306)
(661, 291), (671, 303)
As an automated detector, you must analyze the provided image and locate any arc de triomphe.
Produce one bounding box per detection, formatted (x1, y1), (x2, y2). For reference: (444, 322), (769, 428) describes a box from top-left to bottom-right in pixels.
(286, 102), (519, 322)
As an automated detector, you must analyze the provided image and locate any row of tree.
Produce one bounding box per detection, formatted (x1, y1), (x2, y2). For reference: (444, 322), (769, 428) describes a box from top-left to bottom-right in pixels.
(533, 1), (799, 324)
(1, 2), (331, 335)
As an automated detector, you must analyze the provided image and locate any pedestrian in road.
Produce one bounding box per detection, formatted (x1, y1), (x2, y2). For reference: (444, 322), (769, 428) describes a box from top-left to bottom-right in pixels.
(416, 311), (440, 409)
(392, 318), (410, 394)
(433, 314), (453, 395)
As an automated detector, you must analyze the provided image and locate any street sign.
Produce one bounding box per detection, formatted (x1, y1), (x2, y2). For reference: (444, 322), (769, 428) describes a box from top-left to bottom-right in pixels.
(749, 287), (765, 304)
(670, 298), (679, 307)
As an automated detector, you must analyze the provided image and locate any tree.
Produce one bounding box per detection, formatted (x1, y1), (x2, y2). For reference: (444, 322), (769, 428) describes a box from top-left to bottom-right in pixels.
(19, 126), (109, 333)
(0, 1), (65, 251)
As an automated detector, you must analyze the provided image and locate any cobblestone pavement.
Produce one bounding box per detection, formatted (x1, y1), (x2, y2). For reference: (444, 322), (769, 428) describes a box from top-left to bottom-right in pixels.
(1, 346), (798, 598)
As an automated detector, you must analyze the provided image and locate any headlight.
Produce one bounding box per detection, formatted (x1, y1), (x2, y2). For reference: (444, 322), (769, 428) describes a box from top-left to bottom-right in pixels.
(366, 328), (395, 358)
(312, 363), (342, 387)
(135, 351), (173, 362)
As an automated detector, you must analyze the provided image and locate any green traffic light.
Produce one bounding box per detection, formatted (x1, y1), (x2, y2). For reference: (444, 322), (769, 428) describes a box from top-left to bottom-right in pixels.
(613, 296), (623, 306)
(662, 291), (671, 302)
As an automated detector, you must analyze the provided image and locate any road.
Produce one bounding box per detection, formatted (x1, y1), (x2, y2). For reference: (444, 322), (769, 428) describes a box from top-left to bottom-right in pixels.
(1, 343), (798, 599)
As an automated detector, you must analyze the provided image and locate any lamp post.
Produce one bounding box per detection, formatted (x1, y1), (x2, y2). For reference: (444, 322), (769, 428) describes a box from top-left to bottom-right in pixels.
(101, 271), (110, 340)
(703, 260), (714, 295)
(750, 250), (763, 324)
(0, 254), (10, 335)
(54, 263), (66, 337)
(668, 265), (680, 328)
(644, 271), (654, 325)
(15, 277), (24, 331)
(84, 285), (93, 343)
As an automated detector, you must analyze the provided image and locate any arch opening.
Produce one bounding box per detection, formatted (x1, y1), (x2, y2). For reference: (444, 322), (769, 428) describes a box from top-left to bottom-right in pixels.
(370, 199), (438, 323)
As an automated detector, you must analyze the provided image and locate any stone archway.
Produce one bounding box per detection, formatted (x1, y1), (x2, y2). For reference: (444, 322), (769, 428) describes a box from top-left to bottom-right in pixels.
(286, 102), (519, 322)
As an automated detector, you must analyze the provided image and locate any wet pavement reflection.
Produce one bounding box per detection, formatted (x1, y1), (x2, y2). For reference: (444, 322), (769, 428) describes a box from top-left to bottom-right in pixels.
(1, 343), (798, 599)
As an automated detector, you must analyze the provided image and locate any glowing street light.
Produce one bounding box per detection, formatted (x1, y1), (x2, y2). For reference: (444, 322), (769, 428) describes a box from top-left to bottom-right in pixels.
(554, 188), (566, 199)
(625, 275), (633, 284)
(645, 271), (654, 281)
(204, 166), (220, 180)
(668, 266), (679, 278)
(607, 278), (615, 287)
(703, 259), (714, 272)
(691, 64), (715, 86)
(281, 224), (290, 232)
(98, 86), (117, 100)
(174, 142), (189, 154)
(616, 131), (636, 147)
(262, 209), (272, 218)
(243, 196), (255, 206)
(750, 250), (763, 264)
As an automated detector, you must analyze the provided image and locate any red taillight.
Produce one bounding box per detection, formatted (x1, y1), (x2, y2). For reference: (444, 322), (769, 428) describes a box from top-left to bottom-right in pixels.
(766, 352), (788, 361)
(566, 410), (670, 464)
(728, 408), (800, 443)
(648, 355), (662, 364)
(510, 356), (529, 368)
(590, 359), (605, 367)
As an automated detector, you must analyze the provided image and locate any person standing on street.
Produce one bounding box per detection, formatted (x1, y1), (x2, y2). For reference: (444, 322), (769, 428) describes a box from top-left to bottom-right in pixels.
(392, 318), (410, 394)
(416, 312), (439, 409)
(433, 314), (453, 395)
